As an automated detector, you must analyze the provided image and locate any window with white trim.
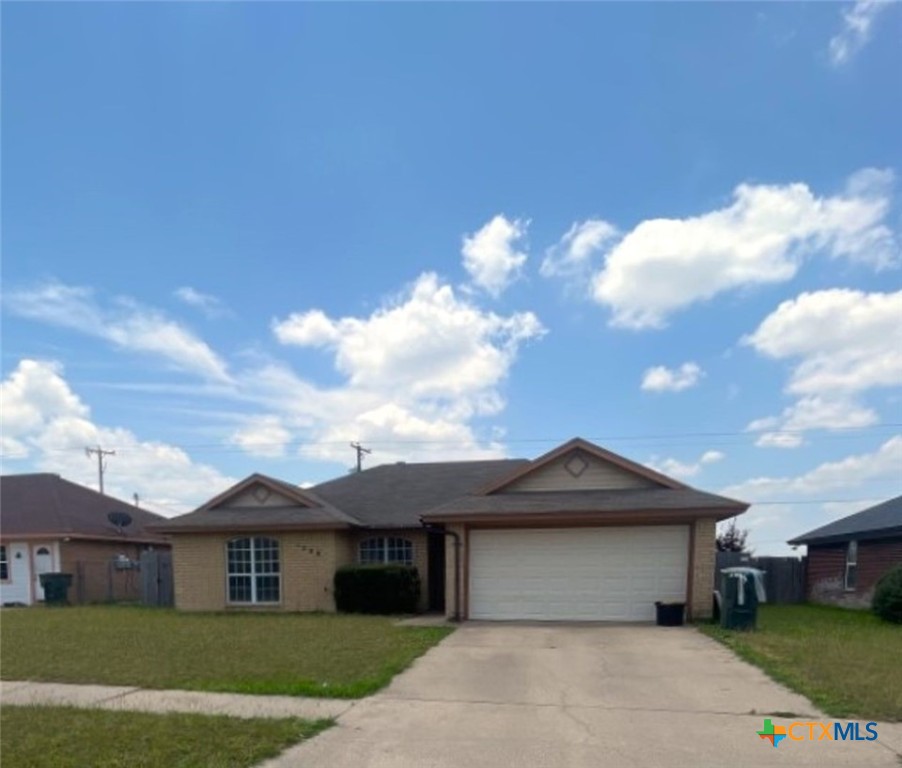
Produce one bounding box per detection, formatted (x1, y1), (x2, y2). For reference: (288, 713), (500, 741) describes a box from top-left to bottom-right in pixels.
(227, 537), (280, 603)
(358, 537), (413, 566)
(844, 540), (858, 591)
(0, 546), (8, 581)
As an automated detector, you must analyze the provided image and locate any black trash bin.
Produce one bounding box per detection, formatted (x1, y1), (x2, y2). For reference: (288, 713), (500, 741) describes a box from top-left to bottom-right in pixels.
(655, 601), (685, 626)
(39, 573), (73, 605)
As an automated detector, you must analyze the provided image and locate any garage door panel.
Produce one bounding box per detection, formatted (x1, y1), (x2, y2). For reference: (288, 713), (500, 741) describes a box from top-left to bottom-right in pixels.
(469, 526), (689, 621)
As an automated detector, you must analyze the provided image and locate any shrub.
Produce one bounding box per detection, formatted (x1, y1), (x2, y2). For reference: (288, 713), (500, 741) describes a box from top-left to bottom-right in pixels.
(334, 565), (421, 615)
(872, 564), (902, 624)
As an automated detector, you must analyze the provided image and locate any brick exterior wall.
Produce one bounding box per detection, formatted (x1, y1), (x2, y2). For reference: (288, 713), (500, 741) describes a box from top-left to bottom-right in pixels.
(808, 537), (902, 608)
(172, 531), (343, 612)
(690, 518), (716, 620)
(172, 528), (431, 613)
(59, 540), (163, 604)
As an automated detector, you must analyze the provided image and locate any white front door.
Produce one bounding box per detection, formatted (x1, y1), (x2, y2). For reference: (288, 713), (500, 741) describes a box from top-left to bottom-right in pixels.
(468, 526), (690, 622)
(32, 545), (55, 601)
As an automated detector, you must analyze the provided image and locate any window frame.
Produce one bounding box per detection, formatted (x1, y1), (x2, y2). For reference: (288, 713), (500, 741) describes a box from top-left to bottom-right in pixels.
(0, 545), (8, 582)
(844, 539), (858, 592)
(226, 536), (281, 605)
(358, 537), (414, 566)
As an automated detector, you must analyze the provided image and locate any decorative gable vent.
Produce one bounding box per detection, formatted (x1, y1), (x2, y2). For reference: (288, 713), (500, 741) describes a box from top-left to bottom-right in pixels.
(564, 452), (589, 478)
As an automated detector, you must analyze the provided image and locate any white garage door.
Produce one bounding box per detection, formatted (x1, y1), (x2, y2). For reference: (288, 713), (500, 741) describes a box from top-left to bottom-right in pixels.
(469, 526), (689, 621)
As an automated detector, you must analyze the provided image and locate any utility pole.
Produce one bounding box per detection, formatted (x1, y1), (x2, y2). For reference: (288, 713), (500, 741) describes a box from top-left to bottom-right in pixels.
(85, 445), (115, 494)
(350, 442), (371, 473)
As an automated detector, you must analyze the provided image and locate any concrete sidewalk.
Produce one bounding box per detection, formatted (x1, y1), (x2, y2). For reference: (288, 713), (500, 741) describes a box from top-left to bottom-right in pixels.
(0, 680), (353, 720)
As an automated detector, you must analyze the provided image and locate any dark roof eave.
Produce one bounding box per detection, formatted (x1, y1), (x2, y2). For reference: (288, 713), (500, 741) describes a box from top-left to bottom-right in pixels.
(0, 532), (170, 545)
(788, 525), (902, 547)
(422, 504), (747, 524)
(151, 522), (354, 535)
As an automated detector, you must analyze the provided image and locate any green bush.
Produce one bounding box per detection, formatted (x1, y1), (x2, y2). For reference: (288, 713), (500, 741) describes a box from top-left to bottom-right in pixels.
(872, 564), (902, 624)
(334, 565), (421, 615)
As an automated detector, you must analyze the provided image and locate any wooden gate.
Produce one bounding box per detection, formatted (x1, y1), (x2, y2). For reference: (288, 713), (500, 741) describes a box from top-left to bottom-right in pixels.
(140, 551), (174, 607)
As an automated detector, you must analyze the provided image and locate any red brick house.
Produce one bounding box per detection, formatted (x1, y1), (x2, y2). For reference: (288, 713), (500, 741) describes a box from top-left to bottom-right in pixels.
(788, 495), (902, 608)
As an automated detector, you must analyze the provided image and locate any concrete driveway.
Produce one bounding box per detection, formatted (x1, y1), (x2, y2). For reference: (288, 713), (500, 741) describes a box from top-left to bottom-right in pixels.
(265, 623), (900, 768)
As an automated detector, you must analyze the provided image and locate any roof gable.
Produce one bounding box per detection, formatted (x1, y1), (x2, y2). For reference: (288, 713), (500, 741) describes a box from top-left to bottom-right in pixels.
(201, 474), (319, 512)
(478, 438), (685, 495)
(153, 474), (360, 533)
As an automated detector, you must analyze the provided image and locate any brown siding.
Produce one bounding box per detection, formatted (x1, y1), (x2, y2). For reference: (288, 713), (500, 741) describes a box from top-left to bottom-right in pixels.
(502, 450), (656, 492)
(59, 540), (162, 604)
(172, 531), (343, 612)
(808, 537), (902, 608)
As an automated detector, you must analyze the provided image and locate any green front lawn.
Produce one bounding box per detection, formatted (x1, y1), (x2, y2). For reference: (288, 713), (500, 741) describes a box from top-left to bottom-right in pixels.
(701, 604), (902, 721)
(0, 705), (330, 768)
(0, 606), (452, 698)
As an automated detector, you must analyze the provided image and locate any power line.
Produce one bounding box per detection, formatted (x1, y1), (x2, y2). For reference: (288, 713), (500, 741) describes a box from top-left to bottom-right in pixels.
(7, 422), (901, 456)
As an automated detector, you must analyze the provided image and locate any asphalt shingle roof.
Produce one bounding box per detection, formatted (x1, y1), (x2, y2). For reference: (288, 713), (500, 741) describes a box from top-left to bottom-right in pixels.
(422, 487), (747, 521)
(788, 495), (902, 545)
(0, 473), (168, 542)
(312, 459), (529, 528)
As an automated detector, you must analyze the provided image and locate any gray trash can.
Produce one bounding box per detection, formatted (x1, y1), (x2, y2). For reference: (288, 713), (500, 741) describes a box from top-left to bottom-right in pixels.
(720, 567), (765, 630)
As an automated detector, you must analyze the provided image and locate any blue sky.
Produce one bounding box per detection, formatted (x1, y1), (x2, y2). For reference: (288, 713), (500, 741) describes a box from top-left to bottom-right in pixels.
(2, 2), (901, 554)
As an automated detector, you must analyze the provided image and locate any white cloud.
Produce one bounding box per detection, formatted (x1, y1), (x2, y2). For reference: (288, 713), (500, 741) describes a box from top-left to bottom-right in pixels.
(744, 289), (902, 395)
(649, 449), (724, 479)
(641, 362), (704, 393)
(229, 415), (292, 458)
(270, 272), (544, 464)
(174, 286), (227, 317)
(829, 0), (892, 66)
(744, 289), (900, 443)
(723, 435), (902, 500)
(580, 169), (897, 329)
(541, 219), (618, 279)
(5, 283), (231, 383)
(461, 215), (528, 297)
(755, 432), (805, 449)
(0, 360), (235, 515)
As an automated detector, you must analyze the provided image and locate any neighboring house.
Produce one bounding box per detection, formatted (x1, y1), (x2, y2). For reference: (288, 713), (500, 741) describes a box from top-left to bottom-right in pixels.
(156, 437), (747, 622)
(788, 495), (902, 608)
(0, 474), (170, 605)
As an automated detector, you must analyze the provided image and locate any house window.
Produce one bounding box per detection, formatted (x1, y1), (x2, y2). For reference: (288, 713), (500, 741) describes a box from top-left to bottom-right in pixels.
(844, 540), (858, 591)
(0, 546), (8, 581)
(227, 537), (280, 604)
(358, 537), (414, 566)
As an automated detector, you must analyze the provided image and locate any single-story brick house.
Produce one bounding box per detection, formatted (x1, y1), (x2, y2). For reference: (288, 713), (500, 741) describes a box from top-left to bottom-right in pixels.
(157, 438), (747, 621)
(788, 494), (902, 608)
(0, 474), (170, 605)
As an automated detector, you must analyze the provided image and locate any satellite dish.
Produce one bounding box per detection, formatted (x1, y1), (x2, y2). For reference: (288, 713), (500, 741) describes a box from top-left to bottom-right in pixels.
(108, 511), (133, 531)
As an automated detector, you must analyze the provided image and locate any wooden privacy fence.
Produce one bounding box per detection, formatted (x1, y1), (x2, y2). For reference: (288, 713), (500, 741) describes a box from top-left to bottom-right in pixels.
(715, 552), (807, 603)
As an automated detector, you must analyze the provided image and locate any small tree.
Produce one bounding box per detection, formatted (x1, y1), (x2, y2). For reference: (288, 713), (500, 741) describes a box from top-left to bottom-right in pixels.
(716, 518), (749, 553)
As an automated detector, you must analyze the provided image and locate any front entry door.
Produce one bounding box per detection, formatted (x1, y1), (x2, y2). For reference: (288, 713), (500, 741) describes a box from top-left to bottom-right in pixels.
(33, 546), (54, 601)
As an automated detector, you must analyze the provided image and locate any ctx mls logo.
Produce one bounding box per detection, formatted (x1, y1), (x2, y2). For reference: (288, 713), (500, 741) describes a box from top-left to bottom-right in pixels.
(757, 718), (878, 748)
